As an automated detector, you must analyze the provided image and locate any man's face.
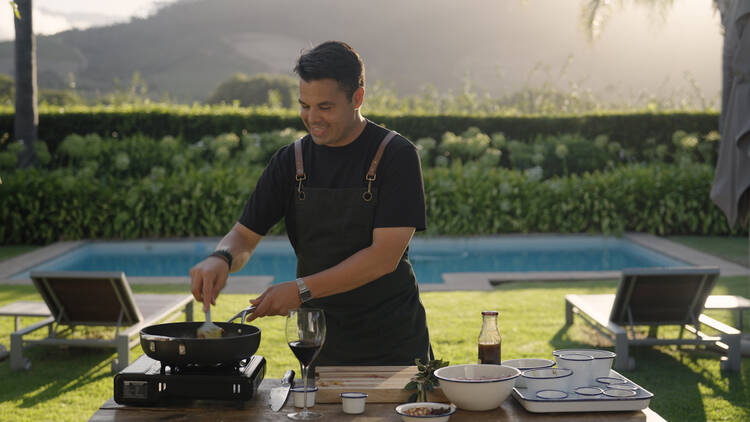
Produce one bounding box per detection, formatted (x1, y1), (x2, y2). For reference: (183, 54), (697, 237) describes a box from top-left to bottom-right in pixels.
(299, 78), (363, 147)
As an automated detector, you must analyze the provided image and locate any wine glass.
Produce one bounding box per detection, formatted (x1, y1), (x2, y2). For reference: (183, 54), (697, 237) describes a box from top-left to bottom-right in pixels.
(285, 308), (326, 420)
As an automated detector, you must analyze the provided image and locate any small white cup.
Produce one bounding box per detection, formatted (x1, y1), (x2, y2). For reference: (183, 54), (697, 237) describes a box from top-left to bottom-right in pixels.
(553, 349), (615, 379)
(556, 353), (594, 389)
(521, 368), (572, 395)
(291, 386), (317, 408)
(587, 350), (616, 379)
(341, 392), (367, 414)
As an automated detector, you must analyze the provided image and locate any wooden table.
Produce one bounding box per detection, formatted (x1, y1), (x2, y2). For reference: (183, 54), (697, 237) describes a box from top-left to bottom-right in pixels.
(90, 378), (666, 421)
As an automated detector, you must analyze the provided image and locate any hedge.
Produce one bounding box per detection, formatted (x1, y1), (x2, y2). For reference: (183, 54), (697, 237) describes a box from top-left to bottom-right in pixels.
(0, 106), (718, 154)
(422, 162), (735, 236)
(1, 162), (740, 245)
(0, 166), (261, 244)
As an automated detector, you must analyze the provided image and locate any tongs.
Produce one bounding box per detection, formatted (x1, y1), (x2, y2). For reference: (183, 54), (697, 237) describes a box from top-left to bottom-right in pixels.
(228, 305), (257, 324)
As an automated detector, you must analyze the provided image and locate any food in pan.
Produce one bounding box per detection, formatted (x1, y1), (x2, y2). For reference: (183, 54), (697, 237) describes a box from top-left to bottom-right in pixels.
(196, 326), (224, 338)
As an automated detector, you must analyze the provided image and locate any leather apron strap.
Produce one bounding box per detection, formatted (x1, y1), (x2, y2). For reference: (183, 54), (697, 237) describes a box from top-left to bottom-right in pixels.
(294, 139), (307, 200)
(291, 132), (430, 366)
(294, 131), (398, 203)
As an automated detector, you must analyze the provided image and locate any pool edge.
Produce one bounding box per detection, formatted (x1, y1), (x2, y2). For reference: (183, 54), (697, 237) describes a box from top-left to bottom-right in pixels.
(0, 240), (87, 281)
(624, 233), (748, 277)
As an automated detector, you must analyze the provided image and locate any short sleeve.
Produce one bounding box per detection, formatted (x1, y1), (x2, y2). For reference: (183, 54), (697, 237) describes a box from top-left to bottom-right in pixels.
(238, 147), (292, 235)
(373, 139), (427, 231)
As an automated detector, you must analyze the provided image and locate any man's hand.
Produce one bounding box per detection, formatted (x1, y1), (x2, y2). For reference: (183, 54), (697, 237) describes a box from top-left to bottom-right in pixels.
(190, 256), (230, 312)
(246, 281), (302, 322)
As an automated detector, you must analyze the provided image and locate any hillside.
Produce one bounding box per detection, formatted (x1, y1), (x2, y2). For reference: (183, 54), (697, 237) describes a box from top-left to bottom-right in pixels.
(0, 0), (722, 103)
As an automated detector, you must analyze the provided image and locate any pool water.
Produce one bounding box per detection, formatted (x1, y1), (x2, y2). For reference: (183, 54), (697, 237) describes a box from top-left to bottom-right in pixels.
(13, 236), (687, 283)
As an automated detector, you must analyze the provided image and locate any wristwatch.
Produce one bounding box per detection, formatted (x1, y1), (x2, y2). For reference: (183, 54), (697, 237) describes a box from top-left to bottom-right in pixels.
(295, 278), (312, 303)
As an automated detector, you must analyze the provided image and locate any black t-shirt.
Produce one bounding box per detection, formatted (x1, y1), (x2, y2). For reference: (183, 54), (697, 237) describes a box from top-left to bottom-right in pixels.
(238, 120), (427, 246)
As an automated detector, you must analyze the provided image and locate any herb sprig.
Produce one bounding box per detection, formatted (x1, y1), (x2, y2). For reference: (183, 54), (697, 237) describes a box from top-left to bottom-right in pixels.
(403, 358), (450, 402)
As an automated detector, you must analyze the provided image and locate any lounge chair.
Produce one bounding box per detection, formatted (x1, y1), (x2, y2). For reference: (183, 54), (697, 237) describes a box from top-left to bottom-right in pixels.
(564, 266), (741, 372)
(10, 271), (194, 372)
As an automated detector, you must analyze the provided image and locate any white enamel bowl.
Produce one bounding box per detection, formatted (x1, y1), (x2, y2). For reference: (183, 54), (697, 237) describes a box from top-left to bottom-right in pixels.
(434, 364), (520, 411)
(552, 349), (616, 379)
(501, 358), (555, 388)
(395, 402), (457, 422)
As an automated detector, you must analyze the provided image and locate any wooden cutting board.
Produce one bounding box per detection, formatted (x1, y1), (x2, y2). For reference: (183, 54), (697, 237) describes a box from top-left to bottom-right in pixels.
(315, 365), (448, 403)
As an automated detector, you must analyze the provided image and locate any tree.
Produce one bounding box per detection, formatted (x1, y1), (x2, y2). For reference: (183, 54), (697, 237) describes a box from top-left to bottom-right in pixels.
(206, 73), (297, 108)
(12, 0), (38, 168)
(580, 0), (717, 43)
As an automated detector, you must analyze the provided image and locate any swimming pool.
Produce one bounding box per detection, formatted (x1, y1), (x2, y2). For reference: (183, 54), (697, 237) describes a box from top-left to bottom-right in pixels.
(12, 236), (687, 283)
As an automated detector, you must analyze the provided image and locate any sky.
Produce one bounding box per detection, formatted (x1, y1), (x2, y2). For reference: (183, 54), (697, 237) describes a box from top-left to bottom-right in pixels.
(0, 0), (179, 40)
(0, 0), (725, 103)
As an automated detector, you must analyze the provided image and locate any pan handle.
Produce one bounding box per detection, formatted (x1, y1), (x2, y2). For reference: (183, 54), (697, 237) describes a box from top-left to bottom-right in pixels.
(227, 305), (256, 324)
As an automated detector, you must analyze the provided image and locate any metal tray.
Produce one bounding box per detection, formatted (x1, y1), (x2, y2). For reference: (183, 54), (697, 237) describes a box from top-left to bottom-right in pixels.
(512, 369), (653, 413)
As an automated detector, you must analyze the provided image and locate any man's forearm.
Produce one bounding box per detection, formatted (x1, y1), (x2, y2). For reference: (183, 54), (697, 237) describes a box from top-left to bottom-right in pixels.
(216, 222), (263, 273)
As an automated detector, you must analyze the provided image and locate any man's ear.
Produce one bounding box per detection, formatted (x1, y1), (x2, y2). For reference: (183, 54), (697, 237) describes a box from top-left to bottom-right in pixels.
(352, 87), (365, 109)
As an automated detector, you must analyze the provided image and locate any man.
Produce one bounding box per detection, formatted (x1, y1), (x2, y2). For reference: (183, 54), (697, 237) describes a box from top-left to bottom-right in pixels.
(190, 41), (430, 365)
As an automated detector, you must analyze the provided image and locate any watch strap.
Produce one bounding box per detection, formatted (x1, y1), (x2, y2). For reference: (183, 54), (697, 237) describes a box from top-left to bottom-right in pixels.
(209, 249), (233, 270)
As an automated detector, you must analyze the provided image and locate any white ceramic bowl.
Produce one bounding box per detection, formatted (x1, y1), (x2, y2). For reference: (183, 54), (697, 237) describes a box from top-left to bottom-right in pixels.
(552, 348), (616, 379)
(433, 364), (520, 411)
(395, 402), (457, 422)
(521, 368), (573, 395)
(501, 358), (555, 388)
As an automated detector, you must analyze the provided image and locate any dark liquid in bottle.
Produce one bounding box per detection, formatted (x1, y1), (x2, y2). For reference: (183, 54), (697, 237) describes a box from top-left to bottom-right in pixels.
(289, 340), (321, 366)
(478, 343), (501, 364)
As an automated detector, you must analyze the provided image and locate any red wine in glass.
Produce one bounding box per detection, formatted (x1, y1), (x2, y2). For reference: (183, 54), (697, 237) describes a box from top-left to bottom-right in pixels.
(288, 341), (322, 366)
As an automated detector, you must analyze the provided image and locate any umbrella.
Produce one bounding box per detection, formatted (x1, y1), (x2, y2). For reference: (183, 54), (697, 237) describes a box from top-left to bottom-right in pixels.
(711, 0), (750, 354)
(711, 1), (750, 233)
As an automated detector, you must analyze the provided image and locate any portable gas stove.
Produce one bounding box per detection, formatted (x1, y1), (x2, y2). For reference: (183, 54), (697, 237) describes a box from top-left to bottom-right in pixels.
(114, 354), (266, 405)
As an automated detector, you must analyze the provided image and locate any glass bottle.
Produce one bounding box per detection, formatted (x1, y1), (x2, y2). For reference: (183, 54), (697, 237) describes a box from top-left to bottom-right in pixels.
(478, 311), (502, 364)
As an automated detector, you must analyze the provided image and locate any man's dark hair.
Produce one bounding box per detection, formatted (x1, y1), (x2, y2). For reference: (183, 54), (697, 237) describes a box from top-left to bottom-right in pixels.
(294, 41), (365, 100)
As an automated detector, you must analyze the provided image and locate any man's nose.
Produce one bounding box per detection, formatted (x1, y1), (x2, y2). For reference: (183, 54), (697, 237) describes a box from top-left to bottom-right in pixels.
(306, 107), (318, 122)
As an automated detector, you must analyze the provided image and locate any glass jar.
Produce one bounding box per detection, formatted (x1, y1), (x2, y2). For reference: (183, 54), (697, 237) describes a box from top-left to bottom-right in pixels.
(478, 311), (502, 364)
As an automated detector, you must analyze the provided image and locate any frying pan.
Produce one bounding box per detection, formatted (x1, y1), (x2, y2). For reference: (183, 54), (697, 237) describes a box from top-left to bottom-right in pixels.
(140, 305), (259, 366)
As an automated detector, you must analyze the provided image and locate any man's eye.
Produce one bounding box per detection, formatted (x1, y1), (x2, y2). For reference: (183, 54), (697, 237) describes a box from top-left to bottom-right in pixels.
(320, 106), (331, 111)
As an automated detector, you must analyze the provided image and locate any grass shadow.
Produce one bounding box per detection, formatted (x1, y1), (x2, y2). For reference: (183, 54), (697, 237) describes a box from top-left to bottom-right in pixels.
(0, 346), (115, 408)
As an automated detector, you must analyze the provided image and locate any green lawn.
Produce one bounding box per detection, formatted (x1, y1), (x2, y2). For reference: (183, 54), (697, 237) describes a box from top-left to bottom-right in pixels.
(0, 246), (39, 262)
(1, 239), (748, 421)
(0, 278), (749, 422)
(668, 235), (749, 268)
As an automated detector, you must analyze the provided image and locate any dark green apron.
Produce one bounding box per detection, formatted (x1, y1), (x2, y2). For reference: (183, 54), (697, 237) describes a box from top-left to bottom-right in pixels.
(291, 131), (430, 366)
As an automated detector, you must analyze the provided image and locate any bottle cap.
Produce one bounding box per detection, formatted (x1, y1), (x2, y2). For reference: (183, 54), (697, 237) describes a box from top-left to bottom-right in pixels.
(482, 311), (498, 316)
